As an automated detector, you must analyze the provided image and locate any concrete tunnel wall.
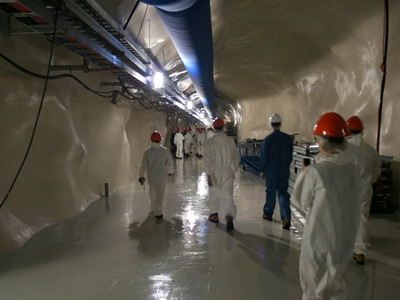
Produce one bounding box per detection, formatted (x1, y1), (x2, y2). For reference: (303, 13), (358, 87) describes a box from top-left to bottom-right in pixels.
(1, 1), (400, 256)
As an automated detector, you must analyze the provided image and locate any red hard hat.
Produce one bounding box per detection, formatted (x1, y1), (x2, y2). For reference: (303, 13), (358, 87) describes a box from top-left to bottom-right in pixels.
(313, 112), (350, 138)
(212, 117), (225, 128)
(150, 131), (162, 142)
(176, 127), (180, 132)
(346, 116), (364, 131)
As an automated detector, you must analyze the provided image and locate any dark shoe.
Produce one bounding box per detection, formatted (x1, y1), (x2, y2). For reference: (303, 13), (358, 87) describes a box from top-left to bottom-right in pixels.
(262, 214), (272, 221)
(282, 218), (291, 230)
(354, 253), (365, 265)
(155, 214), (163, 220)
(226, 215), (234, 231)
(208, 213), (219, 223)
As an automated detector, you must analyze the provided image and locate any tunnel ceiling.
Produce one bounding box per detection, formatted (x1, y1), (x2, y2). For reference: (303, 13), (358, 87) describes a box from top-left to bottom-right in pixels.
(92, 0), (386, 126)
(0, 0), (391, 128)
(0, 0), (207, 124)
(211, 0), (383, 100)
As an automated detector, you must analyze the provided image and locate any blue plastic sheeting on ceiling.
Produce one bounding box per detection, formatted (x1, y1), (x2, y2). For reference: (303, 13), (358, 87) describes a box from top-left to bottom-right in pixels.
(140, 0), (216, 119)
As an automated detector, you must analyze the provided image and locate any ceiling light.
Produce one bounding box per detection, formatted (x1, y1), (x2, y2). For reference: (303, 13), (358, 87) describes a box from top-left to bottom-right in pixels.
(153, 72), (164, 88)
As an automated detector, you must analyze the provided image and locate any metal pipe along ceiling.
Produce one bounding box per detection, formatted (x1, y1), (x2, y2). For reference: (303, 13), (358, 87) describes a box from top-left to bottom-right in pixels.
(139, 0), (216, 119)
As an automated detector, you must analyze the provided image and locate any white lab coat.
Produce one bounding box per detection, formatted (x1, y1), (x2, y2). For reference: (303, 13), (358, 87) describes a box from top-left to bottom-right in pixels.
(139, 142), (174, 215)
(291, 151), (361, 300)
(184, 132), (193, 155)
(174, 132), (184, 158)
(347, 134), (381, 255)
(191, 131), (197, 154)
(197, 132), (206, 156)
(204, 131), (239, 218)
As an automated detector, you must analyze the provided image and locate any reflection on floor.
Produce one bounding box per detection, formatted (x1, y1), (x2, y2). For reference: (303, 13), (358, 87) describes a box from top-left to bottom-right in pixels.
(0, 157), (399, 299)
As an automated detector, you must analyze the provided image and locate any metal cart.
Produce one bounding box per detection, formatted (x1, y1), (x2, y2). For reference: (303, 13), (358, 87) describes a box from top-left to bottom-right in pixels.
(288, 144), (318, 194)
(238, 139), (262, 175)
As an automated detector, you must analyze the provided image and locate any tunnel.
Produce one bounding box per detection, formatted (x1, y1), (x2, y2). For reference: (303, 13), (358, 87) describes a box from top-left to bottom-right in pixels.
(0, 0), (399, 299)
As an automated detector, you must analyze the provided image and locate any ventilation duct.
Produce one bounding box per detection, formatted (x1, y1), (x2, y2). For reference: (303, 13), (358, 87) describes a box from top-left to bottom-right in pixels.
(139, 0), (216, 119)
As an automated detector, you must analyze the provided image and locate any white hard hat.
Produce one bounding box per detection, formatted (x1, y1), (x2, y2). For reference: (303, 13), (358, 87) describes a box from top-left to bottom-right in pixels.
(269, 113), (282, 123)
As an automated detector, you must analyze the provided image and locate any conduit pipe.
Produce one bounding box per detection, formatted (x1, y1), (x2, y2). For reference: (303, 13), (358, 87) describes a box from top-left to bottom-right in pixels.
(139, 0), (216, 119)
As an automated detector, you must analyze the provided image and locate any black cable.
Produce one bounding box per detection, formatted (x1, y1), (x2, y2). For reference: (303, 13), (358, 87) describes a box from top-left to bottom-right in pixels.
(3, 45), (177, 112)
(118, 92), (146, 111)
(135, 5), (149, 43)
(118, 78), (160, 110)
(129, 100), (146, 111)
(117, 77), (160, 112)
(376, 0), (389, 154)
(374, 0), (398, 217)
(1, 1), (62, 208)
(118, 79), (150, 109)
(0, 53), (114, 98)
(123, 1), (140, 31)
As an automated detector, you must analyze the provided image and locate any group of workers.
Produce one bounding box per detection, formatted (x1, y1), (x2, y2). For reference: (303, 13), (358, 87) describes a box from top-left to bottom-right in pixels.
(138, 111), (381, 300)
(171, 126), (214, 159)
(262, 112), (380, 300)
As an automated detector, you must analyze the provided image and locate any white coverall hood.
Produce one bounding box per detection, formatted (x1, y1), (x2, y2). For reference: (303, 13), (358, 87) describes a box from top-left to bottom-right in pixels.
(314, 149), (352, 166)
(348, 133), (363, 146)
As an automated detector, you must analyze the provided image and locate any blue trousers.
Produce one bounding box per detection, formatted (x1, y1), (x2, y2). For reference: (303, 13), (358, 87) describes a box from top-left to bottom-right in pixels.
(264, 177), (291, 220)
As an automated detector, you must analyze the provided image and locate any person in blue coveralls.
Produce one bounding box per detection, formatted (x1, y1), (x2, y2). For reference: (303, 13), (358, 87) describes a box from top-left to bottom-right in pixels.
(259, 113), (293, 229)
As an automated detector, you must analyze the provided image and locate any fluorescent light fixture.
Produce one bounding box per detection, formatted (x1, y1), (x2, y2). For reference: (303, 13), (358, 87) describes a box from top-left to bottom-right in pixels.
(153, 72), (164, 88)
(199, 111), (205, 119)
(187, 100), (193, 110)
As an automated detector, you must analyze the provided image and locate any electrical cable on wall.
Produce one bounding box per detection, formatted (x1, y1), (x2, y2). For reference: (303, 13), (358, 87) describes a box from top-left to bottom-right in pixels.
(374, 0), (398, 216)
(0, 0), (62, 208)
(136, 5), (149, 43)
(0, 51), (172, 113)
(123, 1), (140, 31)
(0, 53), (114, 98)
(376, 0), (389, 154)
(118, 78), (165, 112)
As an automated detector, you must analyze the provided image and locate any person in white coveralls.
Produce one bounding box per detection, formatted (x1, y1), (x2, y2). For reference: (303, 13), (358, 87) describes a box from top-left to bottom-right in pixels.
(204, 117), (240, 231)
(291, 112), (361, 300)
(173, 128), (184, 159)
(139, 131), (174, 219)
(183, 127), (193, 157)
(346, 115), (381, 265)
